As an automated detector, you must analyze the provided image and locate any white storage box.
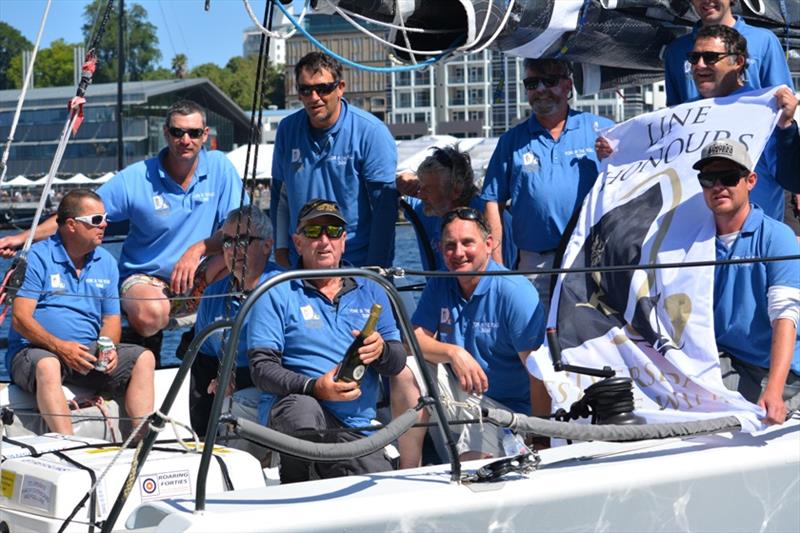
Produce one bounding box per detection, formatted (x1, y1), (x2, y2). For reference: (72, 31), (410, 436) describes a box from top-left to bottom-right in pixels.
(0, 437), (266, 532)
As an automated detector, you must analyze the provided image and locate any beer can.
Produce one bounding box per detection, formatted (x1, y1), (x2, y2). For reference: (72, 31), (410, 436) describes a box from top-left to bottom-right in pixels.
(95, 336), (114, 372)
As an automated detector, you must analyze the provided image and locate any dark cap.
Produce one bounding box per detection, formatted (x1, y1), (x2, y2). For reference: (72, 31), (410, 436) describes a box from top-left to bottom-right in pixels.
(296, 199), (347, 230)
(692, 139), (753, 172)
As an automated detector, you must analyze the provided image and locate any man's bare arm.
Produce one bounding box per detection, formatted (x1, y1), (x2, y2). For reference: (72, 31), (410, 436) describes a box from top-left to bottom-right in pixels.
(0, 215), (58, 258)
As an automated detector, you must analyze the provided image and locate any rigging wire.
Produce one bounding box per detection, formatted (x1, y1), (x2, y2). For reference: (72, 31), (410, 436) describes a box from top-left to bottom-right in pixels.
(272, 0), (457, 73)
(242, 0), (305, 40)
(0, 0), (53, 184)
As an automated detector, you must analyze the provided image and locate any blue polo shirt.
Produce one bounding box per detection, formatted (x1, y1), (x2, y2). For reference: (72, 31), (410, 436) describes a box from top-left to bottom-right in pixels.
(270, 99), (398, 267)
(713, 205), (800, 376)
(405, 196), (518, 270)
(412, 260), (545, 413)
(664, 17), (794, 106)
(6, 234), (120, 377)
(195, 262), (284, 368)
(97, 148), (245, 280)
(480, 109), (614, 253)
(247, 276), (401, 428)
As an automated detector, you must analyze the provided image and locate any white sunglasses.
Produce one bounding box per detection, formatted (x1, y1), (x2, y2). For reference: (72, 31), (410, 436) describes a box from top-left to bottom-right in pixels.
(72, 213), (108, 227)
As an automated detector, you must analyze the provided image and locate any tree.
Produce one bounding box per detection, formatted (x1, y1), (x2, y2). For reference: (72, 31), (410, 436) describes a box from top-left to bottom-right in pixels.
(171, 53), (188, 79)
(0, 22), (32, 90)
(190, 56), (285, 110)
(141, 67), (174, 81)
(81, 0), (161, 83)
(7, 39), (78, 89)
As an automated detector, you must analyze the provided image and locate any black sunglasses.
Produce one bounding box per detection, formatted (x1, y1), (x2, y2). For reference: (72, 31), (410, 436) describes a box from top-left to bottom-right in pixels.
(222, 235), (263, 249)
(441, 207), (491, 235)
(522, 76), (563, 90)
(297, 80), (341, 97)
(697, 169), (747, 189)
(297, 224), (345, 239)
(687, 51), (736, 66)
(168, 126), (205, 139)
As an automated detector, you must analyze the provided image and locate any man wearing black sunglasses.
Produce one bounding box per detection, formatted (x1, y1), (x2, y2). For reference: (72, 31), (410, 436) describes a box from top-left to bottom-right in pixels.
(663, 0), (793, 107)
(0, 99), (246, 345)
(270, 52), (397, 269)
(481, 58), (614, 310)
(247, 199), (406, 482)
(598, 25), (799, 225)
(694, 139), (800, 426)
(6, 190), (155, 437)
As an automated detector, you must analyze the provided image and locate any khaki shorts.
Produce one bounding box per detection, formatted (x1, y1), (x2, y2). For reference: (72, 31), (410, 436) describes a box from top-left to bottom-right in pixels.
(121, 261), (211, 318)
(11, 342), (147, 399)
(406, 356), (512, 457)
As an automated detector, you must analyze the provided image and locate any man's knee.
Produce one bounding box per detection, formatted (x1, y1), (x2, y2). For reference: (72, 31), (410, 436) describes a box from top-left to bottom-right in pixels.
(122, 284), (170, 336)
(270, 394), (325, 433)
(35, 356), (63, 386)
(133, 350), (156, 374)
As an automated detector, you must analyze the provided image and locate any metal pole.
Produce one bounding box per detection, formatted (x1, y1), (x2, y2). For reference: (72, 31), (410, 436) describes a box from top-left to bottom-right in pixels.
(116, 0), (124, 170)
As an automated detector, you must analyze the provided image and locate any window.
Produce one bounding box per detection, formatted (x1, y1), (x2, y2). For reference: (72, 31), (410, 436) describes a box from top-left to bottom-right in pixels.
(468, 110), (484, 121)
(396, 71), (411, 87)
(397, 91), (412, 108)
(450, 88), (465, 106)
(451, 111), (465, 121)
(448, 65), (465, 83)
(468, 88), (485, 104)
(468, 66), (484, 83)
(415, 90), (431, 107)
(415, 70), (431, 85)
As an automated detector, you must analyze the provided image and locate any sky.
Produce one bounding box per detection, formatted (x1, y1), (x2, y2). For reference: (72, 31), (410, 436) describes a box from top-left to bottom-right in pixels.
(0, 0), (302, 70)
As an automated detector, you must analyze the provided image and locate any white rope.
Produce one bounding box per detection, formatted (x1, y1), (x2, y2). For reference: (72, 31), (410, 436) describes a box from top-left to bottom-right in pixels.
(152, 409), (201, 452)
(322, 0), (447, 56)
(336, 5), (454, 34)
(242, 0), (305, 40)
(0, 0), (52, 184)
(441, 394), (486, 432)
(471, 0), (516, 54)
(458, 0), (494, 52)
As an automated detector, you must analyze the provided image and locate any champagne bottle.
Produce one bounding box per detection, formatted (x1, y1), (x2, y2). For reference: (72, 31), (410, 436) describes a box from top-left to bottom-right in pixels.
(335, 303), (382, 384)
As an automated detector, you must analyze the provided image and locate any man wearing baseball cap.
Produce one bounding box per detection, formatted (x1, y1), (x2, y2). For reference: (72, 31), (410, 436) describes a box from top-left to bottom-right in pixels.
(246, 199), (406, 482)
(695, 139), (800, 425)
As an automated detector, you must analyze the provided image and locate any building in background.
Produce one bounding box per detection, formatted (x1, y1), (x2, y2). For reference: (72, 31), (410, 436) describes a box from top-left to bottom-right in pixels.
(243, 8), (292, 66)
(0, 79), (251, 176)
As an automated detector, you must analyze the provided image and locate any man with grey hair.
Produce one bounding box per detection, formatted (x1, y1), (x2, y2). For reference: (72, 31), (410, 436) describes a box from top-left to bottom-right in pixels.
(481, 58), (614, 311)
(0, 99), (246, 349)
(396, 146), (517, 270)
(189, 206), (282, 436)
(694, 139), (800, 425)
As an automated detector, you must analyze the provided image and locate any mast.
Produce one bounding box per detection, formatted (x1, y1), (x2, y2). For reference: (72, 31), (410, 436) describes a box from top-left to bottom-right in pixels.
(116, 0), (124, 170)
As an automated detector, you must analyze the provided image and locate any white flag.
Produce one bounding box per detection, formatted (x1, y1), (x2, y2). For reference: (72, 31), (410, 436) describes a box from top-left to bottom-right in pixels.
(528, 87), (784, 433)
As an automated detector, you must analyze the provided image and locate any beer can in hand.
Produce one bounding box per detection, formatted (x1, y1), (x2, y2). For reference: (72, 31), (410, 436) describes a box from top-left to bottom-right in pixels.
(95, 336), (114, 372)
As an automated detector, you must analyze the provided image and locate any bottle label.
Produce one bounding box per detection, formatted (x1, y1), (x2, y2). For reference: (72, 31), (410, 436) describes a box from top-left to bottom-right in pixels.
(352, 365), (365, 381)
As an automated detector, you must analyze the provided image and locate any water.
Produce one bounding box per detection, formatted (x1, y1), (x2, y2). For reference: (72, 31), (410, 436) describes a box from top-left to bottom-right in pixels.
(0, 225), (423, 380)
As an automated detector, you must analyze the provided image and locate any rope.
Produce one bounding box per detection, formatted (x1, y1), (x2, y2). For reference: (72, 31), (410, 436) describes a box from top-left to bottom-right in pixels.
(241, 0), (305, 40)
(0, 0), (52, 184)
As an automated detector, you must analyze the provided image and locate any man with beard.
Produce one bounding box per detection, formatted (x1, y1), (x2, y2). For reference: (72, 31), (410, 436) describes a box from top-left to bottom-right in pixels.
(481, 59), (614, 311)
(664, 0), (793, 106)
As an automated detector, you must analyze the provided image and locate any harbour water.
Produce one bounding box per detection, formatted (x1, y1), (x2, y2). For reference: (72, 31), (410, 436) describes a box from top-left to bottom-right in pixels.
(0, 224), (423, 379)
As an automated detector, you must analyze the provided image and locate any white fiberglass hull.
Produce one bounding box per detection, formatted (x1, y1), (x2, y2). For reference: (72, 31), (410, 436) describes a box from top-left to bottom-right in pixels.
(127, 418), (800, 532)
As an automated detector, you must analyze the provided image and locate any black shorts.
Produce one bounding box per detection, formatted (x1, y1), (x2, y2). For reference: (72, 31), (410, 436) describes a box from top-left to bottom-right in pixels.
(11, 342), (148, 398)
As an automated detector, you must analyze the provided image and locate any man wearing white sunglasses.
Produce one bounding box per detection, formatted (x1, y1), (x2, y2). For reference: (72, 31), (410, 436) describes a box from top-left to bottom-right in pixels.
(6, 189), (155, 437)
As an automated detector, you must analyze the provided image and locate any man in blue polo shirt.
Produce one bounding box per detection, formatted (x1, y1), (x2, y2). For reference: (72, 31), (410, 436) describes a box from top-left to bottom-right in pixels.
(190, 206), (282, 437)
(6, 190), (155, 435)
(481, 58), (614, 311)
(664, 0), (793, 106)
(396, 146), (517, 270)
(402, 207), (546, 462)
(270, 52), (397, 268)
(0, 100), (245, 341)
(247, 199), (406, 483)
(694, 139), (799, 425)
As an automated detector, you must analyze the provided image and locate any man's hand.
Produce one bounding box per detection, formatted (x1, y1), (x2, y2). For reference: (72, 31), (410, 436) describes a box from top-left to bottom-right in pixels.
(104, 348), (118, 374)
(354, 329), (384, 365)
(395, 171), (421, 197)
(57, 341), (95, 374)
(595, 136), (614, 160)
(207, 377), (235, 397)
(449, 348), (488, 394)
(758, 389), (788, 425)
(0, 233), (25, 258)
(170, 244), (203, 295)
(313, 366), (362, 402)
(775, 86), (798, 129)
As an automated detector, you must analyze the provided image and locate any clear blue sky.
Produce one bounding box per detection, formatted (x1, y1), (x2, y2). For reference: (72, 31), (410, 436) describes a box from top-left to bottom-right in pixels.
(0, 0), (302, 70)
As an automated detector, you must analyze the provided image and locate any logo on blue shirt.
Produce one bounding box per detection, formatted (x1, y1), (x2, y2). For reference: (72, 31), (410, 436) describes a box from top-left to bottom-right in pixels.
(153, 195), (169, 211)
(50, 273), (65, 290)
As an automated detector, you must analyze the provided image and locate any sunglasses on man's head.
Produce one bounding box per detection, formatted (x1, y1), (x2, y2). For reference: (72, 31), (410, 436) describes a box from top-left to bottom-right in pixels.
(222, 235), (262, 249)
(72, 213), (108, 227)
(686, 51), (736, 66)
(697, 169), (747, 189)
(297, 224), (345, 239)
(441, 207), (491, 235)
(522, 76), (562, 90)
(167, 126), (205, 139)
(297, 80), (341, 97)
